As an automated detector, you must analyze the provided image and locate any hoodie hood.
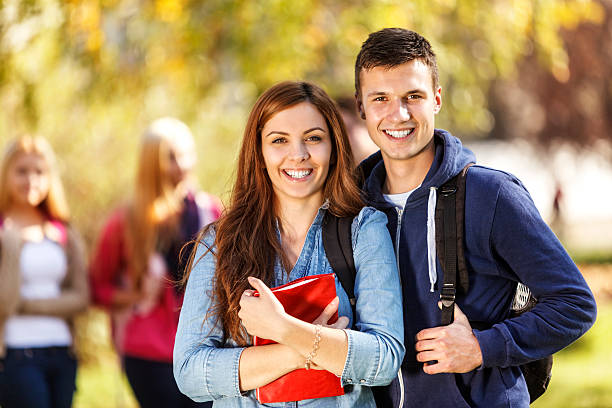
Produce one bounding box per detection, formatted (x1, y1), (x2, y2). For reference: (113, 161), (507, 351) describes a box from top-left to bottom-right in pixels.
(359, 129), (476, 293)
(360, 129), (476, 208)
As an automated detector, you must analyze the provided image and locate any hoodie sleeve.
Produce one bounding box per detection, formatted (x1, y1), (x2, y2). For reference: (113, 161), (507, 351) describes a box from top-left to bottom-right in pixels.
(473, 174), (597, 368)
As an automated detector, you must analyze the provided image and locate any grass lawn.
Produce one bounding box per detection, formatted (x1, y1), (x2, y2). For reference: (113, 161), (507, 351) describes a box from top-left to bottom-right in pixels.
(73, 301), (612, 407)
(533, 302), (612, 408)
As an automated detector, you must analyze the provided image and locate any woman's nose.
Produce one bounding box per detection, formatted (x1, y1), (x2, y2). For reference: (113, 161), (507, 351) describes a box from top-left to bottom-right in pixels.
(289, 142), (310, 161)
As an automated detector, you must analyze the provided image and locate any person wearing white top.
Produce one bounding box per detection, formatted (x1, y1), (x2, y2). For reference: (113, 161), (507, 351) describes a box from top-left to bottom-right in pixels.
(0, 136), (88, 408)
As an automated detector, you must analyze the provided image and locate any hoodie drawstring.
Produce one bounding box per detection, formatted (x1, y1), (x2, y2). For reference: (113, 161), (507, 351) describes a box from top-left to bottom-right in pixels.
(427, 187), (437, 292)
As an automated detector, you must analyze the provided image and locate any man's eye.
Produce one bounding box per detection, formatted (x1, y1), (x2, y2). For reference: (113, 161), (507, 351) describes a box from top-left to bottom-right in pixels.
(373, 96), (386, 102)
(407, 94), (422, 100)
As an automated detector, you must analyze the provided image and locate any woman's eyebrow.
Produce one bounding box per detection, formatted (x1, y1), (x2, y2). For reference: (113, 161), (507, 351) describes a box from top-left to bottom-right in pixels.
(265, 127), (326, 138)
(303, 127), (326, 134)
(264, 130), (289, 138)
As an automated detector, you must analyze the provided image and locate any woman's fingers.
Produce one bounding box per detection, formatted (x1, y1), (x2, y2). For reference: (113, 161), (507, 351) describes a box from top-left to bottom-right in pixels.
(247, 276), (273, 297)
(313, 296), (339, 325)
(329, 316), (349, 329)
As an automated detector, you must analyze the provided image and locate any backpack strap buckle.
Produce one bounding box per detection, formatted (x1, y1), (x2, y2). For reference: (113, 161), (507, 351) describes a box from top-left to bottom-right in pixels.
(440, 283), (456, 308)
(439, 186), (457, 196)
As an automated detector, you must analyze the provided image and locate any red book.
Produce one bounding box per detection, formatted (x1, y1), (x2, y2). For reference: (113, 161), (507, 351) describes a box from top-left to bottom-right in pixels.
(253, 273), (345, 403)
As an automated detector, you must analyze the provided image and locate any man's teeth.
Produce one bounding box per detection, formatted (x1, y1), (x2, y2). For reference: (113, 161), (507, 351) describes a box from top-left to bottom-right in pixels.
(386, 129), (413, 138)
(285, 169), (312, 179)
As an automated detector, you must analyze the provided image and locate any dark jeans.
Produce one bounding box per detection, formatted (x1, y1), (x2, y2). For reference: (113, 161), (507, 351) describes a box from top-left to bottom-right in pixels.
(0, 346), (77, 408)
(123, 356), (212, 408)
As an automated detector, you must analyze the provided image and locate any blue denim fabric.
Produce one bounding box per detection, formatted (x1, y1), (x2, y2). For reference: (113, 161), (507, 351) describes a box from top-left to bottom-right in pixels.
(174, 206), (404, 407)
(0, 347), (77, 408)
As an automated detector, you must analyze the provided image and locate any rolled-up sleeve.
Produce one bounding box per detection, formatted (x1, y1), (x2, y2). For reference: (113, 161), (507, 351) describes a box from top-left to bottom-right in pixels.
(173, 236), (246, 402)
(340, 208), (405, 387)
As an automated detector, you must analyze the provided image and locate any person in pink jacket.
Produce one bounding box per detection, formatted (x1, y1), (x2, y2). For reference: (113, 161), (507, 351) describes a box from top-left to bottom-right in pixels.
(90, 118), (221, 408)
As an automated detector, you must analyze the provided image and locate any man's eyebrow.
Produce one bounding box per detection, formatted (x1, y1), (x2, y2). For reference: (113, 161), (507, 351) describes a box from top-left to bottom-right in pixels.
(366, 91), (388, 98)
(367, 89), (425, 98)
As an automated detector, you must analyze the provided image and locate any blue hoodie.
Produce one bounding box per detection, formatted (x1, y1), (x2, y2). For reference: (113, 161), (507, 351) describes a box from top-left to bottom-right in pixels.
(361, 129), (597, 408)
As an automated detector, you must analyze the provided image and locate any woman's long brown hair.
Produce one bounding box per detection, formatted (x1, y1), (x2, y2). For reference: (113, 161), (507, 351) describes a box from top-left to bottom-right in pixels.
(185, 81), (363, 345)
(126, 118), (195, 290)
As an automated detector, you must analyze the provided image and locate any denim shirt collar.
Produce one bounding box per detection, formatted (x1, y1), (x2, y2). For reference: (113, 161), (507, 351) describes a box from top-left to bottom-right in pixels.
(274, 202), (329, 284)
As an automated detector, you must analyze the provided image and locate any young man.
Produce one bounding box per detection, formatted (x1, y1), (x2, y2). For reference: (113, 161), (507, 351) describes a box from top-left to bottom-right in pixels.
(354, 28), (596, 407)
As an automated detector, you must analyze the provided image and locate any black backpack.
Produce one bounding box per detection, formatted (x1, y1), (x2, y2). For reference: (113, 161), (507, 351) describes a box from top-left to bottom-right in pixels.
(322, 164), (552, 403)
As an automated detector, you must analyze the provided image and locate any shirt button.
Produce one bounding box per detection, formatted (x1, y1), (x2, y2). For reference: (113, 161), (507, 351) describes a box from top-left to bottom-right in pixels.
(359, 379), (366, 384)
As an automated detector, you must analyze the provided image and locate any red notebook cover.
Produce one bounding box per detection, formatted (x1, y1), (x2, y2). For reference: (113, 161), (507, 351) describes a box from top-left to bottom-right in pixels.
(253, 273), (344, 403)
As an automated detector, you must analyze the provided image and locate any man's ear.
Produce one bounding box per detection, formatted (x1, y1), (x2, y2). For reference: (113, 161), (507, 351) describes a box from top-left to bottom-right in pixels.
(434, 86), (442, 115)
(356, 93), (366, 120)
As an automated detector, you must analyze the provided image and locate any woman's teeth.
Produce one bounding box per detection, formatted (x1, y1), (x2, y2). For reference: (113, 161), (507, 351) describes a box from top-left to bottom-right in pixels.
(284, 169), (312, 179)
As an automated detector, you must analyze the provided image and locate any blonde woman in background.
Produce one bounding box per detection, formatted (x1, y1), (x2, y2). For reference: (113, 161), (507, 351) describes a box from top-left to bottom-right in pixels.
(90, 118), (221, 408)
(0, 136), (89, 408)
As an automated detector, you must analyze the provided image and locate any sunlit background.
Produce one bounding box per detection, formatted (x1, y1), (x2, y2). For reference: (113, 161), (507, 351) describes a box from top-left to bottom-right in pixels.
(1, 0), (611, 407)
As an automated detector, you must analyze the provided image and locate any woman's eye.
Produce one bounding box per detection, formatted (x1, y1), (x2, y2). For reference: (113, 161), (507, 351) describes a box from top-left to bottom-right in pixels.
(306, 135), (322, 142)
(272, 137), (286, 144)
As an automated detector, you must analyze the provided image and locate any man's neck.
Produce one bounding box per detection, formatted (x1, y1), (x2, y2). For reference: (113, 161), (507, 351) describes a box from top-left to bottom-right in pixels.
(382, 143), (435, 195)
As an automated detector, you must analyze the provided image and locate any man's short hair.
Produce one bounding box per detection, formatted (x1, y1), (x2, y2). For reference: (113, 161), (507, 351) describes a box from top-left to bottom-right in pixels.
(355, 28), (439, 96)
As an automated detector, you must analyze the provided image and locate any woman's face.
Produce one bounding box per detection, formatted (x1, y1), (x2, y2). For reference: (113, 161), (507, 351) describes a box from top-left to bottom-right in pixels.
(162, 135), (196, 188)
(6, 152), (50, 209)
(261, 102), (333, 206)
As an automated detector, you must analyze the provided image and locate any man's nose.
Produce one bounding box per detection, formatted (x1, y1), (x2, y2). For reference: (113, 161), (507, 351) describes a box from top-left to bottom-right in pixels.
(388, 98), (411, 122)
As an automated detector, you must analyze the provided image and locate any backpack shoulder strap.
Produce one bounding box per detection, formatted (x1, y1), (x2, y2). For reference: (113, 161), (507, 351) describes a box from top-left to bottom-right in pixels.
(322, 211), (357, 317)
(436, 163), (472, 325)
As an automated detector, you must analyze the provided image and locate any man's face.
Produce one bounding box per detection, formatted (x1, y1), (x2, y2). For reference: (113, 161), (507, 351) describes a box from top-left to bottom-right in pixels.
(357, 60), (441, 166)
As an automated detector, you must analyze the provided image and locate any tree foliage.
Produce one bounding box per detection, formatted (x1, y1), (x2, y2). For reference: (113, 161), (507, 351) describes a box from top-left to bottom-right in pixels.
(0, 0), (605, 241)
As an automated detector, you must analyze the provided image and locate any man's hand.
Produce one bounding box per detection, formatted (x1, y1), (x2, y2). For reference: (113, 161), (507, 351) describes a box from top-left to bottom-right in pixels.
(415, 304), (483, 374)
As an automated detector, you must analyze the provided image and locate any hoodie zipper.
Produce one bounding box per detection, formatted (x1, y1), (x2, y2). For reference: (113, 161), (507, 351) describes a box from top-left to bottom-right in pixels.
(394, 208), (405, 408)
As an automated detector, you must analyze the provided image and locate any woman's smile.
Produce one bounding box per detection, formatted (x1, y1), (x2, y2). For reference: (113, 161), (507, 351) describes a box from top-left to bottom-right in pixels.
(261, 102), (332, 204)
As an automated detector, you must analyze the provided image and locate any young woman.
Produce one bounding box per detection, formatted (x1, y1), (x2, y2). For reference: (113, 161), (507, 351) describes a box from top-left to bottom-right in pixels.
(174, 82), (404, 407)
(90, 117), (221, 408)
(0, 136), (88, 408)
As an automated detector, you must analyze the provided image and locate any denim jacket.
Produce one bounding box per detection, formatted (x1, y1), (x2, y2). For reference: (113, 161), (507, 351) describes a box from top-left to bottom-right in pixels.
(173, 206), (404, 407)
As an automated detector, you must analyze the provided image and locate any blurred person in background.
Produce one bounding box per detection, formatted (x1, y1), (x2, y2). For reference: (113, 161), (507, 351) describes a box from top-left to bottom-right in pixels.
(336, 96), (379, 166)
(90, 117), (221, 408)
(0, 135), (89, 408)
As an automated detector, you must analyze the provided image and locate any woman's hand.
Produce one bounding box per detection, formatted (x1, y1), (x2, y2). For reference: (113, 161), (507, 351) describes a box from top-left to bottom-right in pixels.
(238, 277), (290, 343)
(313, 297), (350, 329)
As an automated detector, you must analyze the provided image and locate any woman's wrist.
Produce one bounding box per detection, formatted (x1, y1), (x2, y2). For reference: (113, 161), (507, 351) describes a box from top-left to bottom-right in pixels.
(282, 344), (306, 371)
(274, 313), (299, 345)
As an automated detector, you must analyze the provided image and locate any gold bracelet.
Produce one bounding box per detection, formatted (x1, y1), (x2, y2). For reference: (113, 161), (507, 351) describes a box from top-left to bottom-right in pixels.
(304, 324), (322, 370)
